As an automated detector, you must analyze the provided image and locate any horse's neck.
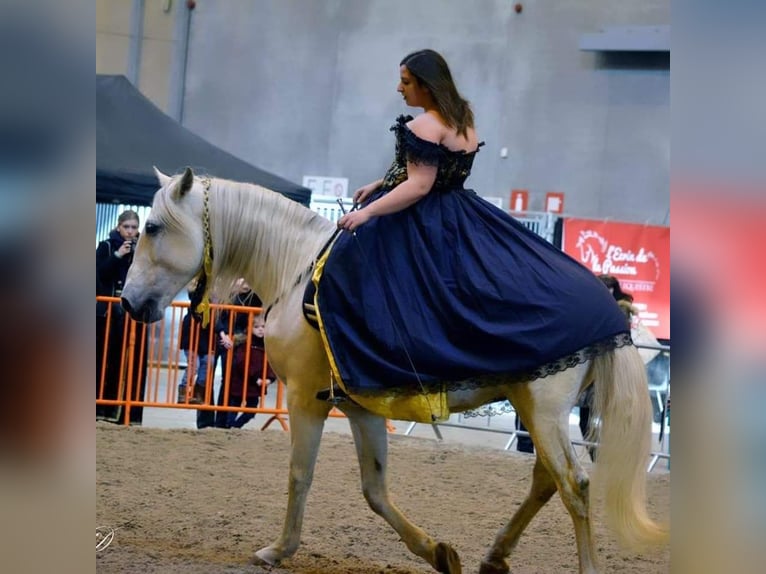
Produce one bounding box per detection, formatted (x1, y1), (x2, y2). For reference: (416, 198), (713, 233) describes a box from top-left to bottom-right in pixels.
(213, 182), (335, 306)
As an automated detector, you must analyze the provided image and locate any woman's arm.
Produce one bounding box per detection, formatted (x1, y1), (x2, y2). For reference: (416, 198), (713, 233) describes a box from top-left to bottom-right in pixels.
(96, 241), (119, 287)
(338, 114), (442, 231)
(337, 162), (436, 231)
(215, 310), (233, 349)
(363, 162), (436, 217)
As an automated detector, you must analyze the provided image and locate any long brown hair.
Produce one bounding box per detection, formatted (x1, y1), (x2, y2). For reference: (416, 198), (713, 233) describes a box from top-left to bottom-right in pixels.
(400, 49), (474, 137)
(598, 274), (634, 303)
(598, 274), (636, 324)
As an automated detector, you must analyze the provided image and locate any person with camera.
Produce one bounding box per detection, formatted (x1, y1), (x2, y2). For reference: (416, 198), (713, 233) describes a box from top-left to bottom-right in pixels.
(96, 209), (147, 425)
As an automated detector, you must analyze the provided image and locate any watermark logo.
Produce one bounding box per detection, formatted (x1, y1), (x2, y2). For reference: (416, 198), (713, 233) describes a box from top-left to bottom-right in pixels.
(96, 526), (116, 552)
(574, 229), (660, 281)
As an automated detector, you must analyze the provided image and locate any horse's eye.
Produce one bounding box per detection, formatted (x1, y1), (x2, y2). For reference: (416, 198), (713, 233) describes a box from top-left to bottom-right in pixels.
(144, 222), (161, 236)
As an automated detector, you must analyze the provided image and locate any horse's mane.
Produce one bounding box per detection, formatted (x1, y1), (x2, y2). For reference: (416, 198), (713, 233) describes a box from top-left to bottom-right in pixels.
(206, 177), (336, 305)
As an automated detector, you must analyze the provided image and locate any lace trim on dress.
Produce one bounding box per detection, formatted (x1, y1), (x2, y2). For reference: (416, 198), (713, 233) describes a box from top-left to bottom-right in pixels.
(402, 129), (444, 166)
(349, 331), (634, 398)
(391, 115), (442, 167)
(381, 115), (485, 191)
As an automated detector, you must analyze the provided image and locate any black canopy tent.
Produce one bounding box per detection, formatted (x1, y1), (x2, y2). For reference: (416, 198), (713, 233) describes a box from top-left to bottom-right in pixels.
(96, 74), (311, 207)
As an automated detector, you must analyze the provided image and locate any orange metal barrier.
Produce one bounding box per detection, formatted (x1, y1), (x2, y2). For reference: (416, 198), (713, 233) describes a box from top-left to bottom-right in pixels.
(96, 297), (356, 429)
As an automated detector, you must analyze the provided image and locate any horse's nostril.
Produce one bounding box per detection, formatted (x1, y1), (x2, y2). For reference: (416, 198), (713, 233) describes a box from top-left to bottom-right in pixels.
(121, 297), (133, 315)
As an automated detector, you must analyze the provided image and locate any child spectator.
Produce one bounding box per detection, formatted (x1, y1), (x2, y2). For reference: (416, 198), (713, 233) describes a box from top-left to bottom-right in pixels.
(223, 313), (276, 429)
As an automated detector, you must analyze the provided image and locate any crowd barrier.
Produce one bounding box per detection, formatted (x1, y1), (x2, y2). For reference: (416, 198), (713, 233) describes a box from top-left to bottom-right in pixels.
(96, 297), (349, 430)
(97, 296), (669, 470)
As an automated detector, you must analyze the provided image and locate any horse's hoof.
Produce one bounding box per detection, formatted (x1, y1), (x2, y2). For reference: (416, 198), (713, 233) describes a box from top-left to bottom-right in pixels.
(434, 541), (461, 574)
(252, 546), (281, 566)
(479, 558), (510, 574)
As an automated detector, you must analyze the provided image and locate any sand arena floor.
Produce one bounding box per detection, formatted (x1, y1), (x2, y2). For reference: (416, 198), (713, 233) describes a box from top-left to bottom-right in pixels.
(96, 424), (669, 573)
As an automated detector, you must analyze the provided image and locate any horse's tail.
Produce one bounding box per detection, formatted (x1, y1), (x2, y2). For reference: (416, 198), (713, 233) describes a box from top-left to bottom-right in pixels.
(590, 345), (669, 550)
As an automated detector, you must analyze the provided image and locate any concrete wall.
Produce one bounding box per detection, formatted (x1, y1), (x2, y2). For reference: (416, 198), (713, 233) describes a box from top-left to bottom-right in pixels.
(181, 0), (669, 223)
(96, 0), (175, 111)
(96, 0), (132, 76)
(97, 0), (670, 224)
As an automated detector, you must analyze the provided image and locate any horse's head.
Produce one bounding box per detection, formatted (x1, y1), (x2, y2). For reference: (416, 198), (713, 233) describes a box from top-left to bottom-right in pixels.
(121, 166), (207, 323)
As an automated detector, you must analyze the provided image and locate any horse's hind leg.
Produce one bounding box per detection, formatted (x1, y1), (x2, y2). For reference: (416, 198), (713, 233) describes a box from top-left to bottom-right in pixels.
(531, 434), (598, 574)
(253, 386), (331, 566)
(491, 380), (599, 574)
(479, 458), (557, 574)
(341, 404), (461, 574)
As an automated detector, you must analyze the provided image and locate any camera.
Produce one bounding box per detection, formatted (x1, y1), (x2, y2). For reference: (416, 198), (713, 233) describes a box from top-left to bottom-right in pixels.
(129, 239), (138, 251)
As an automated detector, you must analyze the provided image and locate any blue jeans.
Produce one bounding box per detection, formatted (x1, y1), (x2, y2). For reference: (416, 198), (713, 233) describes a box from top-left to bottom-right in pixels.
(181, 351), (211, 387)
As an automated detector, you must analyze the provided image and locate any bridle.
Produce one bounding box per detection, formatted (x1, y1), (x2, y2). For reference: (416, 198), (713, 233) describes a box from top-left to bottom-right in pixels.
(189, 177), (214, 327)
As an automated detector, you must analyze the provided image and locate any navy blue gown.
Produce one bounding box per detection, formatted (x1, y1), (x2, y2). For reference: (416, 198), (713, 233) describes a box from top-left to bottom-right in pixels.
(315, 115), (629, 403)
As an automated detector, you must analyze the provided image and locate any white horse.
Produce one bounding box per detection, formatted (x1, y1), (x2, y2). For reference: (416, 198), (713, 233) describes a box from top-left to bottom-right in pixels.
(121, 168), (668, 574)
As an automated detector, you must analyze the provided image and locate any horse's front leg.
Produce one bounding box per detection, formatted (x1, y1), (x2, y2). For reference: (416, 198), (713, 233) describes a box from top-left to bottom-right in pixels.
(341, 403), (462, 574)
(253, 385), (331, 565)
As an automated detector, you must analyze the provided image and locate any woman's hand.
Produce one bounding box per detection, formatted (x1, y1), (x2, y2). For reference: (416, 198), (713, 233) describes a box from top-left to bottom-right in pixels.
(115, 240), (133, 259)
(219, 332), (233, 349)
(353, 180), (382, 205)
(337, 209), (373, 232)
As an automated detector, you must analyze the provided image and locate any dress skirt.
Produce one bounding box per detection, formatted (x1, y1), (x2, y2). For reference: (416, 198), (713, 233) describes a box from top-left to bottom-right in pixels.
(313, 187), (629, 421)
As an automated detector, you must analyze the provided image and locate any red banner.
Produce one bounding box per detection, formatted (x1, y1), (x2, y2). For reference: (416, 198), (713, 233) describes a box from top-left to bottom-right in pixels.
(562, 218), (670, 339)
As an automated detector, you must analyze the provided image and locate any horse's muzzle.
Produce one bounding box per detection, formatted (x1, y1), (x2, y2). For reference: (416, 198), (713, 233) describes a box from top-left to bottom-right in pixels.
(121, 296), (162, 323)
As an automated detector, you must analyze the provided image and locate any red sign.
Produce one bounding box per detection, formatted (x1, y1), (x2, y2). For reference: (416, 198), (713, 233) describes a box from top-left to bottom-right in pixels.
(545, 192), (565, 213)
(562, 218), (670, 339)
(510, 189), (528, 213)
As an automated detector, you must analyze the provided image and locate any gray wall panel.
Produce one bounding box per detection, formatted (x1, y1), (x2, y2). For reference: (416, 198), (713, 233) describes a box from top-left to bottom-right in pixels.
(180, 0), (669, 223)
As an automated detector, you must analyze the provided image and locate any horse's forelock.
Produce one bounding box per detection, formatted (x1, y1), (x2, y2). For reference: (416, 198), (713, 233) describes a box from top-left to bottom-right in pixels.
(153, 178), (195, 232)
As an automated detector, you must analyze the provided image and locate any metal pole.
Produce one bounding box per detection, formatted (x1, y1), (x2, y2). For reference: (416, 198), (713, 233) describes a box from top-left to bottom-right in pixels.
(126, 0), (145, 86)
(168, 0), (193, 121)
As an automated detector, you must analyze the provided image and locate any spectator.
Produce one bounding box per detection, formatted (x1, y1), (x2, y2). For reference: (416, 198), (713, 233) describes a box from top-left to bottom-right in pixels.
(577, 274), (644, 460)
(196, 278), (262, 429)
(597, 274), (637, 324)
(598, 273), (666, 419)
(514, 414), (535, 454)
(223, 313), (276, 429)
(178, 279), (216, 404)
(96, 209), (148, 425)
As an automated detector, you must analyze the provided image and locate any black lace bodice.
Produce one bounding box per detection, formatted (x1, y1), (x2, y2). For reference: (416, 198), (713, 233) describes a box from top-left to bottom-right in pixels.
(380, 115), (484, 191)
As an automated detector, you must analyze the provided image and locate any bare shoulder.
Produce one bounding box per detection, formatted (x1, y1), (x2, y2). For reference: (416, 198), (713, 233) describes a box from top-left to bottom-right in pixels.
(406, 113), (445, 144)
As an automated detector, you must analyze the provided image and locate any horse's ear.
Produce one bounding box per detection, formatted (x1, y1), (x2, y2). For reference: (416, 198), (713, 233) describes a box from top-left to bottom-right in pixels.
(154, 167), (172, 187)
(171, 167), (195, 200)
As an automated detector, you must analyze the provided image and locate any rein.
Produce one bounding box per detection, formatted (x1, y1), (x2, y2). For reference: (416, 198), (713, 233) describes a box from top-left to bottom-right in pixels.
(266, 199), (362, 316)
(264, 260), (317, 319)
(264, 224), (341, 319)
(334, 198), (436, 418)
